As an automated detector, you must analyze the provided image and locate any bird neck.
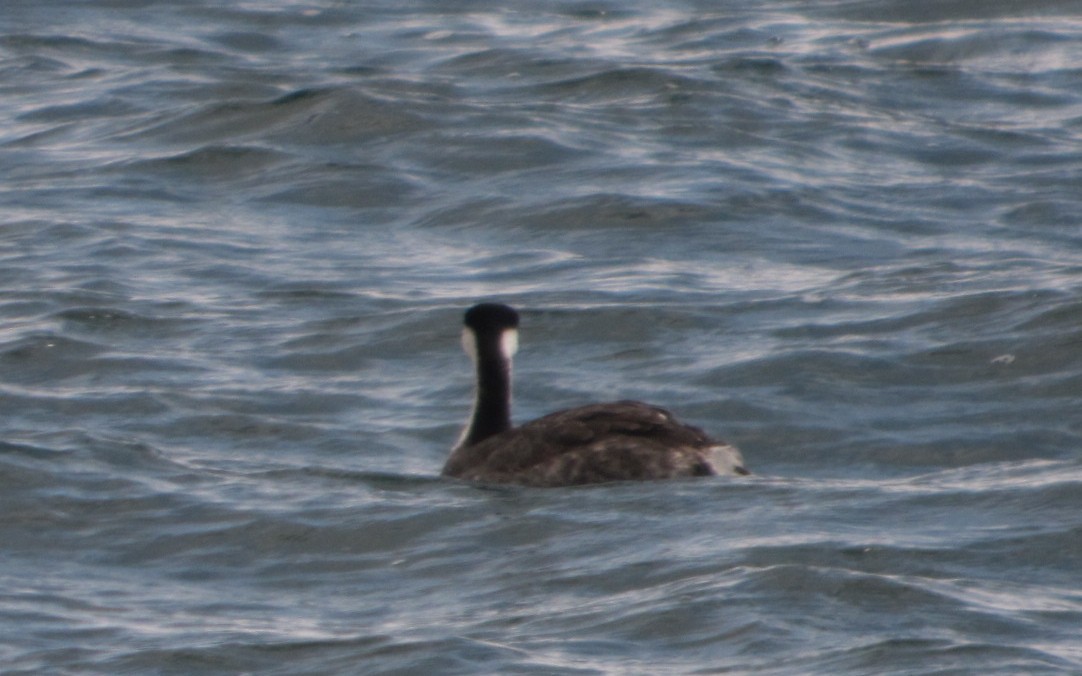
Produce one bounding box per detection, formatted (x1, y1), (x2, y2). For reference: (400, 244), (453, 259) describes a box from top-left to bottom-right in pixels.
(462, 345), (513, 448)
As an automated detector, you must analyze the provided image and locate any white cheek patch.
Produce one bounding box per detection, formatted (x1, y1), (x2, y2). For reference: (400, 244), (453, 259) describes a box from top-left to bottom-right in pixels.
(461, 327), (477, 362)
(500, 329), (519, 360)
(461, 327), (517, 362)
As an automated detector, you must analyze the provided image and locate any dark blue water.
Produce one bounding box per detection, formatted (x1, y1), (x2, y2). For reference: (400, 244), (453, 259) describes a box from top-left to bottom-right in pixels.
(2, 1), (1081, 673)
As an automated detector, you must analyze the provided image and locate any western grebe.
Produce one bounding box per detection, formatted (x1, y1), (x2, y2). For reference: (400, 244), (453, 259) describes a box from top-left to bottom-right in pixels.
(441, 303), (748, 486)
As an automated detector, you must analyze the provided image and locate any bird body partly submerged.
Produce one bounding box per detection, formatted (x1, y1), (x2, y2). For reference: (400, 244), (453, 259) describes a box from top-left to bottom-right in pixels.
(441, 303), (748, 487)
(442, 399), (746, 487)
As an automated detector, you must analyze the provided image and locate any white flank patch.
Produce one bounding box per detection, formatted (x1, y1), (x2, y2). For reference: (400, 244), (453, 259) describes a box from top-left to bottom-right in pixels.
(705, 444), (747, 475)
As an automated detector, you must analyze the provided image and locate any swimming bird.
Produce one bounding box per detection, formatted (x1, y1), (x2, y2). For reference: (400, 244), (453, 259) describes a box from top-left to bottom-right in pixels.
(441, 303), (748, 486)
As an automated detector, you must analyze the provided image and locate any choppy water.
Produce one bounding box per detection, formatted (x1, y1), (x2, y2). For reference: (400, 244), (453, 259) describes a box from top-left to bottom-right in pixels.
(2, 0), (1081, 673)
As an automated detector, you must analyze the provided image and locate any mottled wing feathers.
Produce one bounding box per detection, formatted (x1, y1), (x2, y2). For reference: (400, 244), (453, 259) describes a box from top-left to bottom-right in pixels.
(443, 400), (728, 486)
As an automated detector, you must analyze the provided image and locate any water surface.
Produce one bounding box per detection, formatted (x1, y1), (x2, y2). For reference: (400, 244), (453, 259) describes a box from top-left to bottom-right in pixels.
(2, 0), (1081, 673)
